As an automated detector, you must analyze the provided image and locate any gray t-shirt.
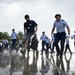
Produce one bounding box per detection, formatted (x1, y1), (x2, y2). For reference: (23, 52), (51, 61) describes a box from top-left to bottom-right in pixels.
(53, 19), (69, 33)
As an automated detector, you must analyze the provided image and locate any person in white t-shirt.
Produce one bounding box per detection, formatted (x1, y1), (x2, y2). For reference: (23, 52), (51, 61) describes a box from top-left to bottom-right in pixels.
(40, 31), (47, 54)
(11, 29), (18, 50)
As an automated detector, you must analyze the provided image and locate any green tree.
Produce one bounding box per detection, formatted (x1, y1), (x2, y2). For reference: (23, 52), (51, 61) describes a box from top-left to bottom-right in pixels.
(0, 32), (10, 40)
(18, 31), (23, 39)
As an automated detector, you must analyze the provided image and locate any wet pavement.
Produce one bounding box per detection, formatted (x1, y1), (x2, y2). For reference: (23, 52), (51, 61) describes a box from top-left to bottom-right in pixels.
(0, 49), (75, 75)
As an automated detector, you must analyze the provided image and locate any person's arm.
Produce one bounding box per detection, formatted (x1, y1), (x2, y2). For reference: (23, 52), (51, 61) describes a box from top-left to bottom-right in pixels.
(33, 20), (38, 35)
(51, 27), (55, 34)
(16, 33), (20, 40)
(64, 20), (70, 34)
(11, 33), (12, 38)
(51, 22), (56, 36)
(34, 26), (38, 35)
(24, 28), (27, 34)
(39, 36), (42, 42)
(51, 37), (53, 43)
(67, 27), (70, 34)
(24, 23), (27, 34)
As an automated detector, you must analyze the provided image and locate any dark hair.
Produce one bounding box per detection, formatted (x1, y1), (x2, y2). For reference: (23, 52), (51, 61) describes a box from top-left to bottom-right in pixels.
(55, 14), (61, 18)
(42, 31), (45, 33)
(12, 29), (15, 31)
(25, 14), (29, 19)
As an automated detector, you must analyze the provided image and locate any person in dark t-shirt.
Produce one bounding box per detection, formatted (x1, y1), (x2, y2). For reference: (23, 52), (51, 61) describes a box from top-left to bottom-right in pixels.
(21, 14), (38, 55)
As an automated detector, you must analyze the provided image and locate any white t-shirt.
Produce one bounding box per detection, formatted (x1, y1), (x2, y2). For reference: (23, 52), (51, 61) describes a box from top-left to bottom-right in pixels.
(40, 35), (47, 41)
(11, 32), (18, 39)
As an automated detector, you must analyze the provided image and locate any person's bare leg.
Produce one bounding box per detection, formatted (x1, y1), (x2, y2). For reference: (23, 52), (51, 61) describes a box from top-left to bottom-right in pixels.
(21, 40), (29, 55)
(24, 40), (29, 50)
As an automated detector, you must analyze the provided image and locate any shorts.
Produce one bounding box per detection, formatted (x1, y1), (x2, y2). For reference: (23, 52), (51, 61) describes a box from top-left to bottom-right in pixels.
(26, 33), (34, 40)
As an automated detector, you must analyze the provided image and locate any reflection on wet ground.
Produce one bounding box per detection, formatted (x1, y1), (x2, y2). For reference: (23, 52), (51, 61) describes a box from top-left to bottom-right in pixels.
(0, 50), (75, 75)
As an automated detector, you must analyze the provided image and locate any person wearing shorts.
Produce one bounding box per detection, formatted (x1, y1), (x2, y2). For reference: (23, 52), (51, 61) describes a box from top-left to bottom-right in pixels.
(21, 14), (38, 55)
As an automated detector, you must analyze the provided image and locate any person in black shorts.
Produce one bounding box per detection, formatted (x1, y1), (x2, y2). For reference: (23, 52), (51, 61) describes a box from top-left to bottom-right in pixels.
(21, 14), (38, 55)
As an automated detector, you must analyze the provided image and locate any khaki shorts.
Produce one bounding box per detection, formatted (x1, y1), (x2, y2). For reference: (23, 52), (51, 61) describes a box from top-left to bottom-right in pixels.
(26, 33), (34, 40)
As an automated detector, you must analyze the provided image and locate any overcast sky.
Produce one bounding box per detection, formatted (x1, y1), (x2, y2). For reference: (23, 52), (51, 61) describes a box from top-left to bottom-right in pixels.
(0, 0), (75, 37)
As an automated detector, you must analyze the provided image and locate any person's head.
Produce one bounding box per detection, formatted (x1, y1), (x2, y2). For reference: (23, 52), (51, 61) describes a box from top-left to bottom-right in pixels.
(55, 14), (61, 21)
(42, 31), (45, 35)
(74, 31), (75, 33)
(12, 29), (15, 32)
(24, 14), (30, 21)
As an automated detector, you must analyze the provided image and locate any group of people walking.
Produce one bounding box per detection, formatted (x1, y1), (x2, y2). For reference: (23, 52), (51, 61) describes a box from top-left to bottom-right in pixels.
(0, 14), (75, 59)
(20, 14), (72, 59)
(19, 14), (75, 59)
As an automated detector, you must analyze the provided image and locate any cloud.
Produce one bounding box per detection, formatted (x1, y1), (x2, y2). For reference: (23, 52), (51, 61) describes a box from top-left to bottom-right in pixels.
(0, 0), (75, 36)
(0, 0), (37, 4)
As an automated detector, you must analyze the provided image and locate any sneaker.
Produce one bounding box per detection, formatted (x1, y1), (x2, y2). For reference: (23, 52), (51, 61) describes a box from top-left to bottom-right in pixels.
(20, 50), (25, 55)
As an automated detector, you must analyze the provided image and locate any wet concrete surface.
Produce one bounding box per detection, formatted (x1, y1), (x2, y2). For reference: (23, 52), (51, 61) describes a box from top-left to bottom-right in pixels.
(0, 49), (75, 75)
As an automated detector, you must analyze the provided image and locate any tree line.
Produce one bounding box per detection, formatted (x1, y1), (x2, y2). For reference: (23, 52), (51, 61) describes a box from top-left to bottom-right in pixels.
(0, 31), (24, 42)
